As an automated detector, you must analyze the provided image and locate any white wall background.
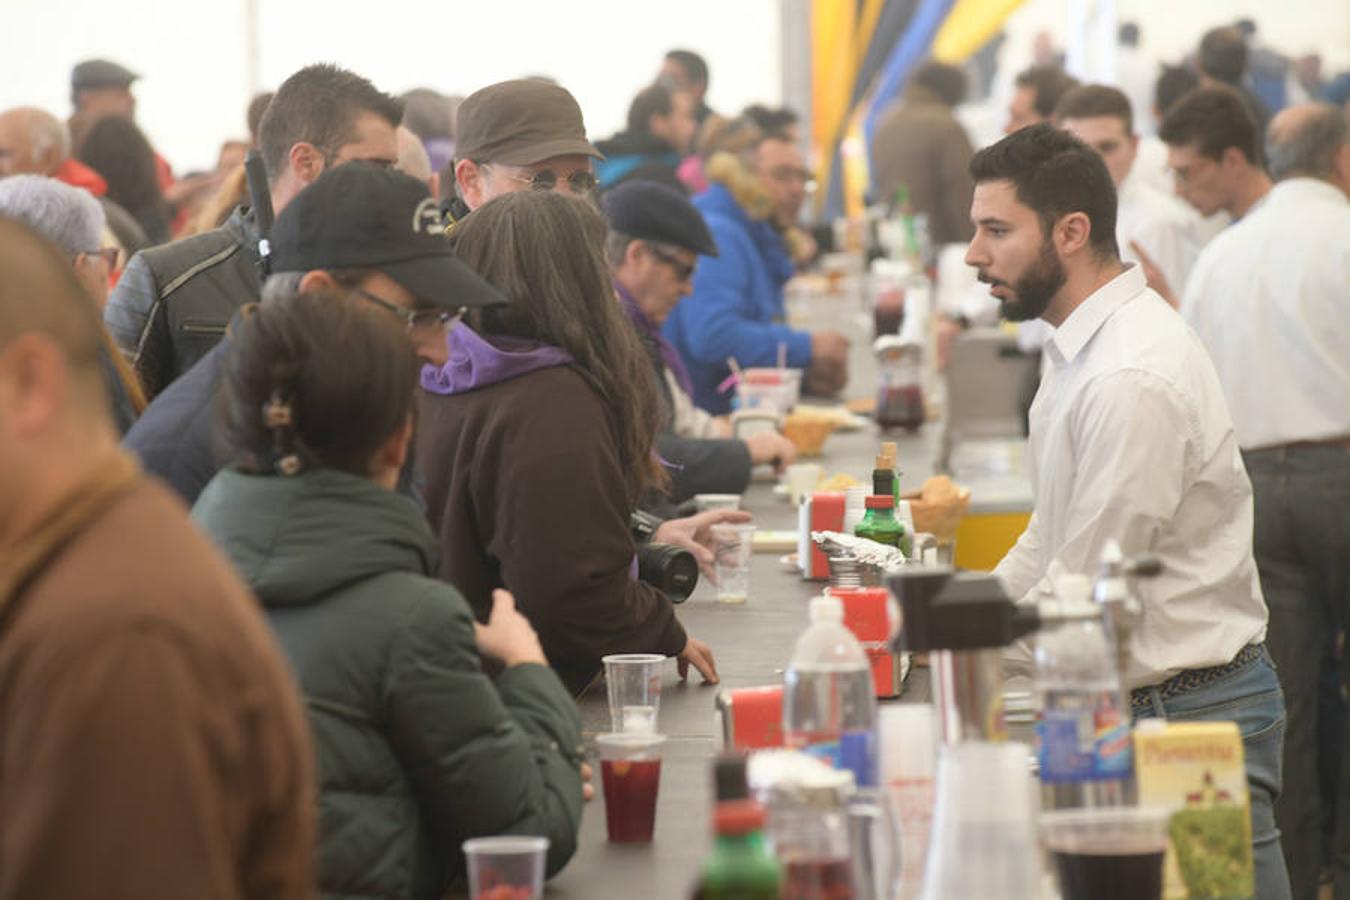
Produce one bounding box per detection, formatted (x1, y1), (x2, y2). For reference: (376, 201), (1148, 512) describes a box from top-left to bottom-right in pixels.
(2, 0), (1346, 175)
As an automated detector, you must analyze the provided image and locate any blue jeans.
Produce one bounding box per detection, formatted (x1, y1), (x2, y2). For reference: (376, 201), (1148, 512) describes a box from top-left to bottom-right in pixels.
(1134, 649), (1292, 900)
(1245, 444), (1350, 900)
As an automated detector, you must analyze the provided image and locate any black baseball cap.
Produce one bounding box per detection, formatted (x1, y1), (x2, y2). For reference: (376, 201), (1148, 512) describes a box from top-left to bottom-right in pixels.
(456, 79), (603, 166)
(71, 59), (139, 91)
(602, 180), (719, 257)
(269, 162), (505, 310)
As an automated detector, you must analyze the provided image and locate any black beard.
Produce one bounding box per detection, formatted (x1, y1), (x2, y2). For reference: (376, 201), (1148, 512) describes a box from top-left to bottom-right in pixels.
(987, 238), (1066, 322)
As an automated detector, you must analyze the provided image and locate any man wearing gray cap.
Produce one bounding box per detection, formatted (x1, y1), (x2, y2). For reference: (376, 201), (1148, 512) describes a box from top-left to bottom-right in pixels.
(68, 59), (139, 150)
(604, 179), (796, 502)
(449, 78), (604, 218)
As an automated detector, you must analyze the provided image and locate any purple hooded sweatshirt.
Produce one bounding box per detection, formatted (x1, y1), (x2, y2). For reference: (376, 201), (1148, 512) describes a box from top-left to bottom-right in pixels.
(421, 324), (572, 396)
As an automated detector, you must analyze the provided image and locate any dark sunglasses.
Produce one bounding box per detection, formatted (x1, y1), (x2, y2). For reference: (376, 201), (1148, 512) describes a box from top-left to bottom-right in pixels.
(647, 245), (696, 282)
(353, 288), (461, 331)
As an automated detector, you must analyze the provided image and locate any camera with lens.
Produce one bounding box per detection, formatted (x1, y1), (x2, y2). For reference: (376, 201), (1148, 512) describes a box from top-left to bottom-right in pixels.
(631, 510), (699, 603)
(636, 543), (699, 603)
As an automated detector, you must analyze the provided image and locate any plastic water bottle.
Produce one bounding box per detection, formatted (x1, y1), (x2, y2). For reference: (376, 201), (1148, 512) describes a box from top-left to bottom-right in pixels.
(1034, 574), (1135, 810)
(783, 594), (878, 787)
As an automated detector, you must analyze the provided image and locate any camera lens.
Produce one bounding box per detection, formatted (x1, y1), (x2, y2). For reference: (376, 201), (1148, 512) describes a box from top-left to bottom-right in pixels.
(636, 542), (699, 603)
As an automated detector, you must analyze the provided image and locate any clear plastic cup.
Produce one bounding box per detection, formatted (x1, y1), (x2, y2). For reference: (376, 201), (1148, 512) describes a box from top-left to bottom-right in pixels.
(736, 371), (793, 416)
(601, 653), (665, 734)
(462, 835), (549, 900)
(711, 522), (755, 604)
(921, 741), (1041, 900)
(784, 462), (823, 505)
(596, 733), (666, 843)
(877, 705), (937, 900)
(1041, 806), (1171, 900)
(694, 493), (742, 513)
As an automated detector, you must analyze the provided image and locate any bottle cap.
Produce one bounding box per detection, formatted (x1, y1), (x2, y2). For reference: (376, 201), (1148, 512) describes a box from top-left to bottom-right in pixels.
(714, 799), (767, 835)
(809, 593), (844, 622)
(865, 494), (894, 510)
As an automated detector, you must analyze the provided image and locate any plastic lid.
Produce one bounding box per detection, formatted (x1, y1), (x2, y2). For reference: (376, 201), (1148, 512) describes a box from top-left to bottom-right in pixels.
(865, 494), (895, 509)
(714, 799), (766, 835)
(808, 593), (844, 622)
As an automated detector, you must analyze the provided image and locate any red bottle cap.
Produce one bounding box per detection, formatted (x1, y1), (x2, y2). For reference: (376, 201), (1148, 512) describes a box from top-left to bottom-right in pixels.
(864, 494), (894, 509)
(714, 799), (767, 835)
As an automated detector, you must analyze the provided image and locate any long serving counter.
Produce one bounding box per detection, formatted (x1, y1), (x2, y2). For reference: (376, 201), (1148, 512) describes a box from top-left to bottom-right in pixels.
(547, 423), (939, 898)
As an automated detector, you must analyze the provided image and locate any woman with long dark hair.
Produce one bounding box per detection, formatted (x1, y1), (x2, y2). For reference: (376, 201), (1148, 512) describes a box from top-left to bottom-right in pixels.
(76, 115), (172, 244)
(418, 190), (720, 693)
(192, 288), (584, 898)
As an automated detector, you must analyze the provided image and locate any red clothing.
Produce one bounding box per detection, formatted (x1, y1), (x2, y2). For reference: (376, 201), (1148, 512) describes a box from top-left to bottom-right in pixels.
(53, 157), (107, 196)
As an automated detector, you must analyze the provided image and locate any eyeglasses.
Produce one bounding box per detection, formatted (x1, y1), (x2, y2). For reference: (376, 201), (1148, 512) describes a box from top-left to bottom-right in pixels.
(647, 245), (697, 282)
(79, 247), (121, 269)
(486, 164), (598, 195)
(353, 288), (461, 331)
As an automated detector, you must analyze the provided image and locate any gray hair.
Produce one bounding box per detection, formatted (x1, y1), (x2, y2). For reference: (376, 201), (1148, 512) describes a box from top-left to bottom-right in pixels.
(0, 175), (104, 255)
(1267, 104), (1348, 181)
(604, 229), (684, 268)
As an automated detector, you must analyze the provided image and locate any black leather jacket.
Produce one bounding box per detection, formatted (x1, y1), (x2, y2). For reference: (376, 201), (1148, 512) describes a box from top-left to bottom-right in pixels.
(103, 207), (261, 399)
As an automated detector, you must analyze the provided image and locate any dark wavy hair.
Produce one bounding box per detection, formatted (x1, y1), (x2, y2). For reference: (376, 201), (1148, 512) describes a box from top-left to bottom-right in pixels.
(76, 115), (171, 244)
(970, 122), (1120, 260)
(219, 288), (420, 478)
(449, 191), (665, 501)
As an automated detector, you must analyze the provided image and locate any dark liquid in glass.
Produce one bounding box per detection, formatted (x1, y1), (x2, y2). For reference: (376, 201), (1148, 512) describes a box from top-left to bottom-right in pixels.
(782, 857), (854, 900)
(601, 758), (661, 842)
(873, 305), (903, 338)
(876, 384), (925, 431)
(1051, 848), (1165, 900)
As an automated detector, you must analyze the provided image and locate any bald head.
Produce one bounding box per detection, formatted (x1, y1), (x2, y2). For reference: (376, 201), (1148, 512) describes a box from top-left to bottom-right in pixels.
(396, 125), (433, 183)
(1267, 102), (1350, 195)
(0, 107), (70, 177)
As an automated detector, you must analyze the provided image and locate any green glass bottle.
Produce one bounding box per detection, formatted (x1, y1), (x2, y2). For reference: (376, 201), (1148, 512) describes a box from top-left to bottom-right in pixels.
(692, 757), (782, 899)
(854, 494), (911, 557)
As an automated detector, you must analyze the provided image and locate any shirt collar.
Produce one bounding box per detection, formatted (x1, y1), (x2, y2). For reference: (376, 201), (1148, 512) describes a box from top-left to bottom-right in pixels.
(1046, 264), (1147, 366)
(1268, 176), (1349, 208)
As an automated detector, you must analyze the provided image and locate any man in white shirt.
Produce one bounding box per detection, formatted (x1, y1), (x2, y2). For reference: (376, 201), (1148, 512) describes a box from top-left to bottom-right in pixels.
(1054, 84), (1207, 305)
(1180, 103), (1350, 900)
(967, 123), (1289, 899)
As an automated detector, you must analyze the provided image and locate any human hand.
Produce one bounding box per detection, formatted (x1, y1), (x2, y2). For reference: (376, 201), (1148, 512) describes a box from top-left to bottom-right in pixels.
(580, 762), (595, 802)
(1129, 241), (1178, 309)
(677, 635), (719, 683)
(805, 330), (850, 395)
(473, 590), (548, 667)
(744, 430), (797, 471)
(653, 508), (754, 581)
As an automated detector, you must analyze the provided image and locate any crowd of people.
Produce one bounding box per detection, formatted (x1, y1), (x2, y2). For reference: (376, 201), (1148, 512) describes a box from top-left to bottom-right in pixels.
(0, 18), (1346, 900)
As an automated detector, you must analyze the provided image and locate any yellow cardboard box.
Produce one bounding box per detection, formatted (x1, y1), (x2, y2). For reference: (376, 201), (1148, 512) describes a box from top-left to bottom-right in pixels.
(1133, 721), (1254, 899)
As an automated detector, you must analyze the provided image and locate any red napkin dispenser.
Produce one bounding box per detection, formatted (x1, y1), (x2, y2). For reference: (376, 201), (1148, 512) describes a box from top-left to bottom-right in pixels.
(715, 685), (785, 751)
(831, 586), (904, 698)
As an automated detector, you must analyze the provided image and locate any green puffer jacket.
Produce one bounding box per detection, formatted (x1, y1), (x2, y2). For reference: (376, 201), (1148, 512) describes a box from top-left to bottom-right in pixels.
(192, 468), (584, 899)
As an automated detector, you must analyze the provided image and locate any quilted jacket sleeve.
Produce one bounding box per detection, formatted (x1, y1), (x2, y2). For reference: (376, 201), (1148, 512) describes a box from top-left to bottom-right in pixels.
(104, 250), (172, 399)
(381, 581), (584, 880)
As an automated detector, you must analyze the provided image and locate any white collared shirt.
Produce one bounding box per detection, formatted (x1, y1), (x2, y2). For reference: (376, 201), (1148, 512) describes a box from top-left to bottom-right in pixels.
(1118, 175), (1207, 299)
(996, 265), (1268, 689)
(1180, 177), (1350, 450)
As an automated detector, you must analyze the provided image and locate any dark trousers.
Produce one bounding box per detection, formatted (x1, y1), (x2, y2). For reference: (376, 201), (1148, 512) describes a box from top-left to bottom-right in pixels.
(1246, 444), (1350, 900)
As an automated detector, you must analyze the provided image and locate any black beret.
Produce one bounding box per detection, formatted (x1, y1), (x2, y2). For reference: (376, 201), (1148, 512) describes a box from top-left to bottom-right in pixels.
(71, 59), (139, 91)
(602, 180), (719, 257)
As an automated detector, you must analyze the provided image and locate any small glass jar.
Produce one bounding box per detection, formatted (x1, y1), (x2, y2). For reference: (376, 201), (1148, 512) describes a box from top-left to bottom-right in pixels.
(874, 337), (926, 432)
(749, 752), (857, 900)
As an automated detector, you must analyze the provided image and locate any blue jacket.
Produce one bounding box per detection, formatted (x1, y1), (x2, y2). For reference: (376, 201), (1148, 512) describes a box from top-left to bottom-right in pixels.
(662, 183), (811, 413)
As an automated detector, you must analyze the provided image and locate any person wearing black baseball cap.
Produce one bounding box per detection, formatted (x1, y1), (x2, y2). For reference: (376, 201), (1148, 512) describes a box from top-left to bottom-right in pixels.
(124, 162), (504, 504)
(604, 180), (796, 503)
(449, 79), (604, 218)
